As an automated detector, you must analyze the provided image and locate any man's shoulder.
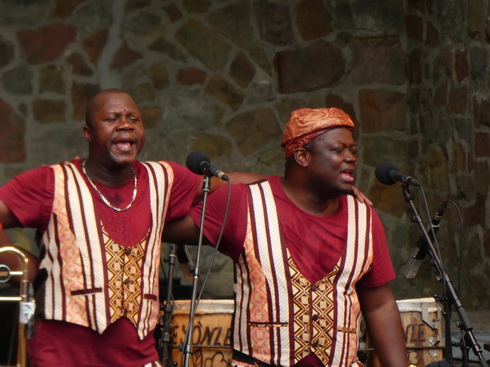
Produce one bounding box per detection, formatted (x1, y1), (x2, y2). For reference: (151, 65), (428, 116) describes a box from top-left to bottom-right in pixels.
(140, 160), (183, 170)
(140, 160), (201, 191)
(12, 164), (54, 181)
(0, 164), (55, 209)
(246, 175), (279, 187)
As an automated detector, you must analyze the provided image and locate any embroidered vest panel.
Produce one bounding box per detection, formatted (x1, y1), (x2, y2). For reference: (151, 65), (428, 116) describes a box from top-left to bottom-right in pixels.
(38, 162), (173, 339)
(232, 181), (373, 366)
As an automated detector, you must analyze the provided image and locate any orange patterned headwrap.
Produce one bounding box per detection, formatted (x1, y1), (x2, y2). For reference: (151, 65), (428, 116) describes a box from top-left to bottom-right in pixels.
(282, 108), (355, 158)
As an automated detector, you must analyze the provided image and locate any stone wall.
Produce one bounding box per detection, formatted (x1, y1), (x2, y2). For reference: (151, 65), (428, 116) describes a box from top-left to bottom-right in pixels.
(0, 0), (488, 309)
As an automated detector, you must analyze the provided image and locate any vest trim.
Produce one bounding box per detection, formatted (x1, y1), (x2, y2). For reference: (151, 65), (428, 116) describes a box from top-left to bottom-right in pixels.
(233, 181), (373, 366)
(38, 161), (173, 339)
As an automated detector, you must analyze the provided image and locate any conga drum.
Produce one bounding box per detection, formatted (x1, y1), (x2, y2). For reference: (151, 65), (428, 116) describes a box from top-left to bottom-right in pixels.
(171, 299), (234, 367)
(367, 297), (443, 367)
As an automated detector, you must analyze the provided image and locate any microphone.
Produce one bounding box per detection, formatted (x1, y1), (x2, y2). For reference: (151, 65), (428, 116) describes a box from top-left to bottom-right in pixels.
(375, 162), (421, 186)
(186, 151), (229, 181)
(405, 200), (448, 278)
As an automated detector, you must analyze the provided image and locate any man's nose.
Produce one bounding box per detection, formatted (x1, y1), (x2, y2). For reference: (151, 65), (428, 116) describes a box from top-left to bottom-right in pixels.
(117, 118), (135, 129)
(345, 151), (356, 162)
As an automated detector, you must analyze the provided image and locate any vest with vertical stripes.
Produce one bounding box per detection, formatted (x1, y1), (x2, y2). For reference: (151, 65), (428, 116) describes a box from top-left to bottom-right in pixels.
(232, 180), (373, 366)
(37, 161), (173, 339)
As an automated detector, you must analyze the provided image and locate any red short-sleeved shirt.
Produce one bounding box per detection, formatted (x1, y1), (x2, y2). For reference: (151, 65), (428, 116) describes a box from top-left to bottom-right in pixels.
(190, 176), (395, 287)
(0, 159), (201, 367)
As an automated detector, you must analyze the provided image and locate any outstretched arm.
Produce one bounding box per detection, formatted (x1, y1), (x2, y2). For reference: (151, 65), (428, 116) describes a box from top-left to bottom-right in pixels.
(0, 200), (22, 229)
(194, 173), (373, 206)
(192, 172), (265, 205)
(163, 214), (201, 245)
(357, 283), (407, 367)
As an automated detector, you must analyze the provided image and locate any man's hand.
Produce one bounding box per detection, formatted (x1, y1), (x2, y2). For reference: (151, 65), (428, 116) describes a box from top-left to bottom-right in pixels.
(352, 186), (373, 206)
(59, 156), (80, 165)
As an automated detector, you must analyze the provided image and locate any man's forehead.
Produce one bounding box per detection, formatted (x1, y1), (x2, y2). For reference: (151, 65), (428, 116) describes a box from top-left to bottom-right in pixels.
(94, 92), (139, 112)
(314, 127), (356, 143)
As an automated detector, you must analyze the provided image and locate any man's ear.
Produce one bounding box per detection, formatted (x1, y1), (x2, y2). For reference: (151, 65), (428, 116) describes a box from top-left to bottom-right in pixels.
(293, 148), (309, 168)
(83, 125), (91, 142)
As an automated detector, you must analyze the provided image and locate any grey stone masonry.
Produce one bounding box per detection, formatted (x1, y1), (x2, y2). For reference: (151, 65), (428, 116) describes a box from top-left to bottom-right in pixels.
(0, 0), (488, 315)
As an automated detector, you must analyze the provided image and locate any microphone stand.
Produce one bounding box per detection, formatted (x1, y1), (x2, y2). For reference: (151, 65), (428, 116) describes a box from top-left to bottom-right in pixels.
(182, 175), (211, 367)
(159, 243), (178, 367)
(401, 184), (488, 367)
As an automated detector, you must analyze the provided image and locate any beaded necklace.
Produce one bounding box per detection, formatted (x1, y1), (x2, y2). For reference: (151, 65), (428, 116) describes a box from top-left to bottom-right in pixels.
(82, 160), (138, 212)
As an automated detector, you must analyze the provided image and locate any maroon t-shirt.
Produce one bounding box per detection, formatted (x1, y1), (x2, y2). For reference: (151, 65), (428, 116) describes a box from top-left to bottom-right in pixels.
(190, 176), (395, 366)
(0, 159), (201, 367)
(190, 176), (395, 287)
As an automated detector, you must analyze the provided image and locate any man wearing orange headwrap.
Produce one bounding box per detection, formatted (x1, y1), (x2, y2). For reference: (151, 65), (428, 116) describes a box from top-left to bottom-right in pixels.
(165, 107), (407, 367)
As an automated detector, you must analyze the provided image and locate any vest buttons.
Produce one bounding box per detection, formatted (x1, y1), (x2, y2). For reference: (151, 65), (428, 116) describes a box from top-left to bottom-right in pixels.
(312, 314), (319, 321)
(311, 285), (318, 292)
(123, 278), (133, 285)
(124, 248), (133, 256)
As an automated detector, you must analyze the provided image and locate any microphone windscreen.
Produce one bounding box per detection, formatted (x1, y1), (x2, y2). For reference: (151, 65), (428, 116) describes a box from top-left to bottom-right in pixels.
(186, 151), (210, 175)
(375, 161), (399, 185)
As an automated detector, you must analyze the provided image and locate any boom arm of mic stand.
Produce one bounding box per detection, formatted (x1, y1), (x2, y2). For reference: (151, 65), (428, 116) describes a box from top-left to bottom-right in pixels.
(182, 176), (210, 367)
(401, 185), (488, 367)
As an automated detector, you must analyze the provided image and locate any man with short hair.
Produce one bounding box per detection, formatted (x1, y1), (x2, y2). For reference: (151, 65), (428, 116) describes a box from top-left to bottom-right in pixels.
(0, 89), (265, 367)
(165, 108), (408, 367)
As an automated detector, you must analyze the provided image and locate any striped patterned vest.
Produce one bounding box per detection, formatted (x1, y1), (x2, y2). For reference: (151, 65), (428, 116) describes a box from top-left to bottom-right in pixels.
(232, 180), (373, 366)
(38, 161), (173, 339)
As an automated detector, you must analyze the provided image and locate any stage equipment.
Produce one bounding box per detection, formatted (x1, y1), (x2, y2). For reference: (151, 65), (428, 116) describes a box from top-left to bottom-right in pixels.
(381, 172), (488, 367)
(158, 243), (179, 367)
(0, 247), (35, 367)
(186, 151), (229, 181)
(375, 161), (421, 186)
(181, 151), (232, 367)
(365, 298), (443, 367)
(171, 299), (233, 367)
(405, 201), (448, 278)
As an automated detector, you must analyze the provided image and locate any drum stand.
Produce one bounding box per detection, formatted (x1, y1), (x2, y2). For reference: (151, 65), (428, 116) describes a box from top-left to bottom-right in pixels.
(401, 185), (488, 367)
(158, 243), (179, 367)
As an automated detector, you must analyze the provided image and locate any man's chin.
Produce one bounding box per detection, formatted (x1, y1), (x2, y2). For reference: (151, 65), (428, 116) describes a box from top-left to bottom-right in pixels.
(338, 184), (354, 197)
(110, 153), (138, 167)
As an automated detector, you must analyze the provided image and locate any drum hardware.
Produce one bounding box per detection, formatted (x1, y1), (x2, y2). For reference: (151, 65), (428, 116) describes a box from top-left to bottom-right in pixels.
(159, 243), (179, 367)
(0, 246), (35, 367)
(420, 302), (439, 330)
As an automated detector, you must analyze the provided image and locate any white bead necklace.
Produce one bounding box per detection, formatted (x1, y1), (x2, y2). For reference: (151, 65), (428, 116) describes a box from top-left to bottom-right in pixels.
(82, 160), (138, 212)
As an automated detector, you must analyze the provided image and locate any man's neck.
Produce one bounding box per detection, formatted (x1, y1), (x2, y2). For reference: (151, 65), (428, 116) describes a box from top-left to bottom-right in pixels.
(83, 159), (135, 188)
(280, 177), (340, 216)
